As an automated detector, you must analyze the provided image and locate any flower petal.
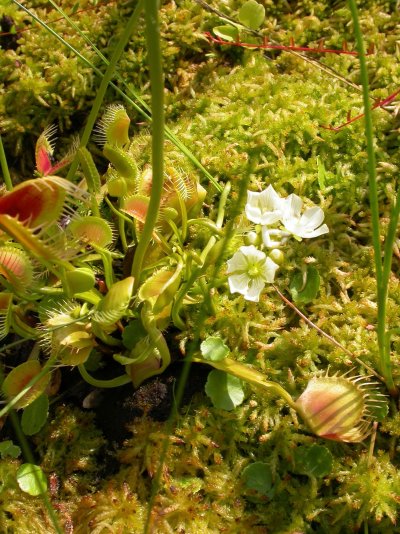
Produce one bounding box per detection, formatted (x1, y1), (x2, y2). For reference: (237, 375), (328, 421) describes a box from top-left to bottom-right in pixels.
(245, 277), (265, 302)
(302, 224), (329, 238)
(245, 186), (283, 225)
(227, 249), (249, 274)
(283, 193), (302, 219)
(239, 244), (267, 263)
(299, 207), (325, 231)
(228, 272), (249, 293)
(262, 257), (279, 283)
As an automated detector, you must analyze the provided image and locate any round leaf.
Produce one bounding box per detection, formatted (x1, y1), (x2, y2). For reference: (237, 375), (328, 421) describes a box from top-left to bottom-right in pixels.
(17, 463), (48, 496)
(238, 0), (265, 30)
(205, 370), (245, 410)
(201, 337), (230, 362)
(290, 266), (320, 304)
(293, 444), (333, 478)
(21, 394), (49, 436)
(0, 440), (21, 459)
(242, 462), (275, 497)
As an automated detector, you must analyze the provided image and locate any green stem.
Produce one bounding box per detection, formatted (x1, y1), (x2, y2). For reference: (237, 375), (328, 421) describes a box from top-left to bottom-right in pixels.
(131, 1), (164, 290)
(141, 305), (171, 376)
(192, 356), (298, 411)
(66, 0), (145, 180)
(348, 0), (396, 394)
(187, 218), (223, 235)
(78, 364), (131, 388)
(0, 135), (12, 191)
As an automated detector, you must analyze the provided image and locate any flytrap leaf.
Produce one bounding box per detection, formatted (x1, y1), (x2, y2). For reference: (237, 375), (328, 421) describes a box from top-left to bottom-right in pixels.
(92, 276), (134, 326)
(42, 302), (96, 365)
(68, 216), (114, 248)
(205, 370), (245, 410)
(65, 267), (96, 294)
(2, 360), (50, 409)
(122, 195), (149, 223)
(0, 245), (34, 290)
(0, 176), (86, 229)
(35, 124), (57, 176)
(0, 292), (12, 339)
(0, 215), (71, 271)
(17, 463), (48, 496)
(103, 144), (138, 181)
(138, 265), (182, 313)
(95, 104), (130, 147)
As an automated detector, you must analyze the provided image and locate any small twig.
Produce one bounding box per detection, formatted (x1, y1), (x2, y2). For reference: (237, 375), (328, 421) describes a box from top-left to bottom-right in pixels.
(196, 0), (362, 92)
(205, 32), (367, 56)
(272, 285), (384, 381)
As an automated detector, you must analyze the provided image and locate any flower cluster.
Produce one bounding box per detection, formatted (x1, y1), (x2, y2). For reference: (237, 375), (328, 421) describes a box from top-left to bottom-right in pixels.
(227, 185), (329, 301)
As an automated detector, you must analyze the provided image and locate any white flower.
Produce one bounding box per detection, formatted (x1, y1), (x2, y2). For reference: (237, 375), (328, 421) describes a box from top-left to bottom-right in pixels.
(281, 194), (329, 239)
(226, 245), (279, 302)
(261, 227), (290, 248)
(245, 185), (283, 225)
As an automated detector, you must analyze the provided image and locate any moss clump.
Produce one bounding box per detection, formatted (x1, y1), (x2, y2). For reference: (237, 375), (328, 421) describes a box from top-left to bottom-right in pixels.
(33, 405), (106, 497)
(0, 459), (55, 533)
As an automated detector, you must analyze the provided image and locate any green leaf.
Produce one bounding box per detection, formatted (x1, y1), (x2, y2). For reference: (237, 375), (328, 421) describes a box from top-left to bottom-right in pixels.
(205, 370), (245, 410)
(200, 337), (230, 362)
(238, 0), (265, 30)
(21, 394), (49, 436)
(242, 462), (275, 497)
(293, 444), (333, 478)
(122, 320), (147, 350)
(17, 464), (48, 496)
(213, 25), (239, 42)
(290, 266), (320, 304)
(0, 440), (21, 459)
(368, 394), (389, 421)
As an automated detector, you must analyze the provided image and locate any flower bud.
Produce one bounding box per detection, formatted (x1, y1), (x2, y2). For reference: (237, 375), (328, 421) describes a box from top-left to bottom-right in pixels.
(269, 248), (284, 265)
(296, 373), (382, 443)
(243, 231), (259, 246)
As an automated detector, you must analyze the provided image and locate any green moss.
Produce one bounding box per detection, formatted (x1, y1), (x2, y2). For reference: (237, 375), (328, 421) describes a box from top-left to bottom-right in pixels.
(33, 405), (106, 497)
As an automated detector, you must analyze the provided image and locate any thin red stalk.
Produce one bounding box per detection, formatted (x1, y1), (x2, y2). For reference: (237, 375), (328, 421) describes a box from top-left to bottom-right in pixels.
(322, 87), (400, 131)
(205, 32), (371, 56)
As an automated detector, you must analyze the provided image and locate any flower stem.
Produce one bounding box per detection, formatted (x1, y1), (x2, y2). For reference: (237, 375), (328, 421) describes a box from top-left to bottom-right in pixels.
(348, 0), (397, 395)
(131, 0), (164, 289)
(0, 134), (12, 191)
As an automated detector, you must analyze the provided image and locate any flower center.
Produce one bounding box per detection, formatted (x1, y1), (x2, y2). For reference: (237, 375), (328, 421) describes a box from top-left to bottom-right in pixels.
(247, 263), (261, 278)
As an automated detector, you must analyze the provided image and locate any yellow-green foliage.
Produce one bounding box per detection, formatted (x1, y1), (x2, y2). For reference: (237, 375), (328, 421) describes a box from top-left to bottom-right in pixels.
(0, 460), (55, 533)
(33, 405), (106, 496)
